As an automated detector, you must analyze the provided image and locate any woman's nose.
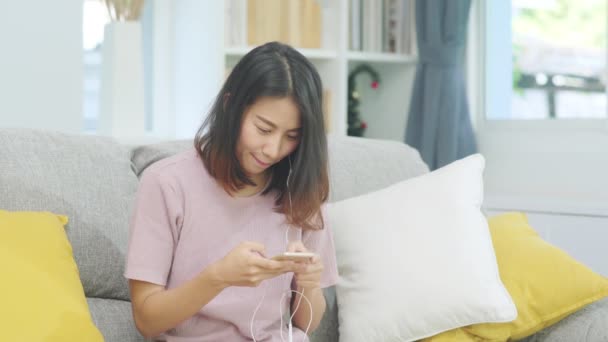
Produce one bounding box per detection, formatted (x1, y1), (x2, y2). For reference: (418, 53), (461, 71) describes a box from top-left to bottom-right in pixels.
(262, 136), (282, 160)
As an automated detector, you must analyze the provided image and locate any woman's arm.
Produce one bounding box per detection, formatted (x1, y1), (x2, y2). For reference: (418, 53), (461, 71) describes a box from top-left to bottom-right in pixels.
(129, 241), (294, 338)
(291, 286), (326, 333)
(129, 265), (225, 338)
(287, 240), (327, 333)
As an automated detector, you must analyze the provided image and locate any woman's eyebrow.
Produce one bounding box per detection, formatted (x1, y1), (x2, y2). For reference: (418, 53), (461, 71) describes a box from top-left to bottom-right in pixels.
(256, 115), (301, 132)
(256, 115), (277, 128)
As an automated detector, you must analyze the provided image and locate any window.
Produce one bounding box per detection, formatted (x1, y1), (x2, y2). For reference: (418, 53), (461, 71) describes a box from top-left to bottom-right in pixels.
(484, 0), (607, 121)
(467, 0), (608, 216)
(82, 0), (153, 133)
(82, 0), (110, 132)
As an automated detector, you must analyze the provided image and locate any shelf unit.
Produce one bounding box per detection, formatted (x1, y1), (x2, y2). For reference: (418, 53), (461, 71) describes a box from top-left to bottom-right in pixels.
(222, 0), (417, 141)
(346, 51), (416, 64)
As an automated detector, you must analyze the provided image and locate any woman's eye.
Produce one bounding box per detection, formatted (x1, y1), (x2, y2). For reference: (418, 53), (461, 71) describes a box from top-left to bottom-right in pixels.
(287, 135), (299, 141)
(257, 127), (271, 134)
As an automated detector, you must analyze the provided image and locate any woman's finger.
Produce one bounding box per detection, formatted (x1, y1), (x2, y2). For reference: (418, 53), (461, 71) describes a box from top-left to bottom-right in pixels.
(295, 261), (323, 274)
(244, 241), (267, 257)
(251, 256), (291, 271)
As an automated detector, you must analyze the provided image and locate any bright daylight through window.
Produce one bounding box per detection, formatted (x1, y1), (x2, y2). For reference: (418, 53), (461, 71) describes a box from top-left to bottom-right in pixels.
(510, 0), (607, 120)
(83, 0), (110, 132)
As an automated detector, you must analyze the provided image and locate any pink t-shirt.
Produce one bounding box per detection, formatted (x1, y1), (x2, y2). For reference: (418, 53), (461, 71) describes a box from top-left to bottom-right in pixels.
(124, 148), (339, 342)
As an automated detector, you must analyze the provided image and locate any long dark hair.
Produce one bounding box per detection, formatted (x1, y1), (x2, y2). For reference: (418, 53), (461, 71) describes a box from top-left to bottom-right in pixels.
(194, 42), (329, 231)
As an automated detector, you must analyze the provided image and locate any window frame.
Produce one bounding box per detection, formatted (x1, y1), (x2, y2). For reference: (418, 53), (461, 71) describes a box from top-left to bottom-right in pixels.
(467, 0), (608, 135)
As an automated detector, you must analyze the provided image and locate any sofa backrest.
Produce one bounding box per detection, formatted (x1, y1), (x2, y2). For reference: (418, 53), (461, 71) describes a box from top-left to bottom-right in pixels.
(1, 129), (428, 303)
(130, 135), (430, 203)
(0, 128), (137, 301)
(326, 135), (429, 202)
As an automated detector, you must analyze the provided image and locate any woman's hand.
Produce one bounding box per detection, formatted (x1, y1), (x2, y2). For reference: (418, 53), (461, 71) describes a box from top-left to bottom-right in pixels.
(211, 241), (295, 288)
(287, 241), (323, 290)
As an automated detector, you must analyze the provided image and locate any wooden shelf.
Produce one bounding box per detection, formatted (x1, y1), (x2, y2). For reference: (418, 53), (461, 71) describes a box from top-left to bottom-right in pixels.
(347, 51), (417, 64)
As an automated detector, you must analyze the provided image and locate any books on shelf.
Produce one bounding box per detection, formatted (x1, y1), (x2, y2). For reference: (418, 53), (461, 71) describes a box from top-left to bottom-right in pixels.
(350, 0), (362, 50)
(225, 0), (247, 47)
(226, 0), (322, 49)
(349, 0), (415, 54)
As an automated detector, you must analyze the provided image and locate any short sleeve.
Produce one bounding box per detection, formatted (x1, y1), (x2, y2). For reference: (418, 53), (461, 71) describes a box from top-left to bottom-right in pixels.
(302, 205), (339, 288)
(124, 169), (183, 286)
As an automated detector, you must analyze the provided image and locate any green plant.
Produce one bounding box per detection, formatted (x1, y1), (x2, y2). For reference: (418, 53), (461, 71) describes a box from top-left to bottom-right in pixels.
(512, 44), (523, 95)
(347, 64), (380, 137)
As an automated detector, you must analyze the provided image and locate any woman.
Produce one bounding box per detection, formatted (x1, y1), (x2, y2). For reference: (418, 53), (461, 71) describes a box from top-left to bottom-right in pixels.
(125, 42), (338, 342)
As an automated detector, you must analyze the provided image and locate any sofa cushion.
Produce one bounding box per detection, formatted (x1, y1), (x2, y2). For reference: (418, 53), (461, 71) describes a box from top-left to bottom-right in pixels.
(130, 140), (194, 177)
(425, 212), (608, 341)
(0, 210), (104, 341)
(520, 297), (608, 342)
(468, 212), (608, 340)
(88, 297), (147, 342)
(326, 135), (429, 201)
(327, 154), (517, 342)
(0, 128), (138, 301)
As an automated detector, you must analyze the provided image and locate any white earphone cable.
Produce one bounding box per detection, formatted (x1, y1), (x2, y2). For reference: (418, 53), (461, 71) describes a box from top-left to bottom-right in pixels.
(279, 289), (313, 342)
(249, 282), (268, 341)
(250, 156), (313, 342)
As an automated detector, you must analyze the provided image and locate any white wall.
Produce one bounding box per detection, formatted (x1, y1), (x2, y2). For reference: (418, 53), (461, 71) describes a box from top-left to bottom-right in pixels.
(148, 0), (225, 139)
(480, 126), (608, 215)
(172, 0), (224, 139)
(0, 0), (83, 133)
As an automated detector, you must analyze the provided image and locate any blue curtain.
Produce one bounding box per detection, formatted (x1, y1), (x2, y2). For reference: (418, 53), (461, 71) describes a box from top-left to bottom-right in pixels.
(405, 0), (477, 170)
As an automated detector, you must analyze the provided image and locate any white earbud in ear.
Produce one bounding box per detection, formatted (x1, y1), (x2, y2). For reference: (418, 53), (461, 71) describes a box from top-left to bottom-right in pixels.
(286, 156), (293, 188)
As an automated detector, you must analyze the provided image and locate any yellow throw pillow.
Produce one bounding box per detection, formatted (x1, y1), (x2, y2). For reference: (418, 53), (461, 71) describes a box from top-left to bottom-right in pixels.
(0, 210), (104, 341)
(425, 212), (608, 341)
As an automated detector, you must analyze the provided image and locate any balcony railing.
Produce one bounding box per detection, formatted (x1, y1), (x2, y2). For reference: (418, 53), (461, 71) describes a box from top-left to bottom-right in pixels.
(516, 72), (605, 118)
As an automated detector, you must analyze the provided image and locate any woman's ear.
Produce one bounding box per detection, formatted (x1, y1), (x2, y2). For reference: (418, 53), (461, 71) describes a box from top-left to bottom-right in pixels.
(223, 93), (230, 111)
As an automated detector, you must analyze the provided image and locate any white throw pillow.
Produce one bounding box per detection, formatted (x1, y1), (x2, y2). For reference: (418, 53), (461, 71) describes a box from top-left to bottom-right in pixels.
(327, 154), (517, 342)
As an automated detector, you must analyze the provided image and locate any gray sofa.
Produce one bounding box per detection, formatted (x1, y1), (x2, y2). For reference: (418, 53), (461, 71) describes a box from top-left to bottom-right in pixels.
(1, 128), (607, 342)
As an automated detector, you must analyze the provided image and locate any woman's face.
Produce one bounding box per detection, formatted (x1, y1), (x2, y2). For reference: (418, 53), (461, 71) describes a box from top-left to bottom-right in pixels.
(236, 96), (302, 179)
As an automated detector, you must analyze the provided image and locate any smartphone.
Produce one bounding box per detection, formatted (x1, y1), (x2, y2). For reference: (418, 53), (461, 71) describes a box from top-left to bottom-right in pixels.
(271, 252), (316, 262)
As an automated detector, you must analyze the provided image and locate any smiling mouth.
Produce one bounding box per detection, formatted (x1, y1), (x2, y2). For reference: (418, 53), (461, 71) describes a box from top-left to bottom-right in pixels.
(251, 153), (271, 167)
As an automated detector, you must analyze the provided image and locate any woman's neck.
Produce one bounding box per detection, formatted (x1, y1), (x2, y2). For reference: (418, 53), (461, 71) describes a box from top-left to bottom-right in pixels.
(232, 172), (271, 197)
